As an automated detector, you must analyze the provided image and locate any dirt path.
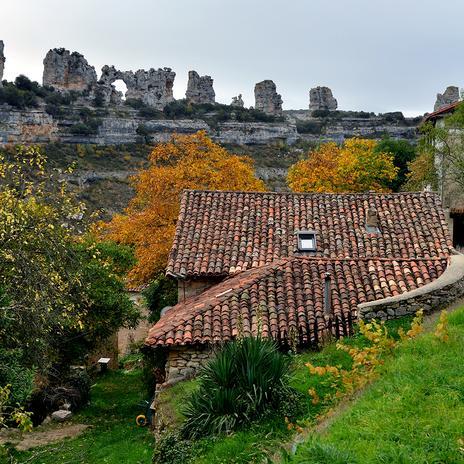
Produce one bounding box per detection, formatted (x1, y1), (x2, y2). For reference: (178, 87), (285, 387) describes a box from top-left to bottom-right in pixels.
(0, 424), (90, 451)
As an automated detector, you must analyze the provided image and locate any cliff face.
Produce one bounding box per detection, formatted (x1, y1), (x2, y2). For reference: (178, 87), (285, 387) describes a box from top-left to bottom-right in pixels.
(0, 105), (299, 145)
(285, 110), (420, 142)
(0, 105), (420, 146)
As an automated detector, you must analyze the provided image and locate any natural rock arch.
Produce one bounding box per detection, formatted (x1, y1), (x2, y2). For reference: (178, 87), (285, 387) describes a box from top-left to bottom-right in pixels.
(98, 65), (175, 109)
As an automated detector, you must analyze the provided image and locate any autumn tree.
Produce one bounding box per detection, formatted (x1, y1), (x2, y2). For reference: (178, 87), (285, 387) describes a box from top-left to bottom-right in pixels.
(287, 138), (398, 193)
(0, 147), (138, 420)
(102, 131), (266, 283)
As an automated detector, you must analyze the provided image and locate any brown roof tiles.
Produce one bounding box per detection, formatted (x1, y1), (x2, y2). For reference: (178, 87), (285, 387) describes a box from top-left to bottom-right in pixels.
(146, 190), (453, 348)
(167, 190), (452, 278)
(146, 256), (448, 347)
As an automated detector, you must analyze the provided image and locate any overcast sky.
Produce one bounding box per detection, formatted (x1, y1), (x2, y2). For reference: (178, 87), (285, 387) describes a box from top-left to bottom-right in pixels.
(2, 0), (462, 116)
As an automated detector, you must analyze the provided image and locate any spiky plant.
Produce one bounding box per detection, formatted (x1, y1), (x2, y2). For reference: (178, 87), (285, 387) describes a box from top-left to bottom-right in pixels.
(182, 336), (293, 438)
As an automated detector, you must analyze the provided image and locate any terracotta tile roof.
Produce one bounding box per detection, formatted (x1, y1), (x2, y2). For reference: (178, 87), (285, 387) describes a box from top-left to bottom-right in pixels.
(423, 102), (460, 123)
(147, 256), (448, 347)
(167, 190), (452, 279)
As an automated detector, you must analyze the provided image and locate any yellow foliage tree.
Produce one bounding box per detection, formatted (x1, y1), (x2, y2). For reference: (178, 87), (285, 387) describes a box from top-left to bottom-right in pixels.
(101, 131), (266, 283)
(287, 138), (398, 193)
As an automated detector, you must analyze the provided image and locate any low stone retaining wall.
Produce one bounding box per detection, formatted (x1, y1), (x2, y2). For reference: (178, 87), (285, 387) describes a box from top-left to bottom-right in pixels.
(162, 345), (213, 388)
(358, 253), (464, 321)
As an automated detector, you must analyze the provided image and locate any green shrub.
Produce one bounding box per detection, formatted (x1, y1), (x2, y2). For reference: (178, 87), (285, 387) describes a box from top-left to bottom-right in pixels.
(0, 83), (38, 108)
(182, 337), (293, 438)
(0, 348), (35, 406)
(45, 103), (64, 117)
(69, 123), (97, 135)
(69, 110), (103, 135)
(138, 106), (165, 119)
(152, 430), (194, 464)
(143, 274), (177, 324)
(296, 120), (324, 134)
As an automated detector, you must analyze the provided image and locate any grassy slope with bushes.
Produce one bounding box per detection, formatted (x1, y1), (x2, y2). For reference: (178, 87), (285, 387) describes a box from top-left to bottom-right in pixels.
(290, 306), (464, 464)
(153, 318), (412, 464)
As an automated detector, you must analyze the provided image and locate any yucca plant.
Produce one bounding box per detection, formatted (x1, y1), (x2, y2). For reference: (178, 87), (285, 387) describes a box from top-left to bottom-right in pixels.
(182, 336), (293, 438)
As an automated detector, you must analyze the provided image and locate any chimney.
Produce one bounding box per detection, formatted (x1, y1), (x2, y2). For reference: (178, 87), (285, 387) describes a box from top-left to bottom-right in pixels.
(366, 207), (380, 233)
(366, 208), (379, 227)
(324, 272), (332, 317)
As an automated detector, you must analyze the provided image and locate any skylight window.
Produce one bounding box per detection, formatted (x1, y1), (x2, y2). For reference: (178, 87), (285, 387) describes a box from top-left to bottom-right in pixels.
(366, 224), (381, 234)
(296, 230), (317, 251)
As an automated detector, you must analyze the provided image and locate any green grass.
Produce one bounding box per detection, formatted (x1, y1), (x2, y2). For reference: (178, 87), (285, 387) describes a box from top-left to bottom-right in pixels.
(12, 370), (154, 464)
(154, 318), (413, 463)
(290, 307), (464, 464)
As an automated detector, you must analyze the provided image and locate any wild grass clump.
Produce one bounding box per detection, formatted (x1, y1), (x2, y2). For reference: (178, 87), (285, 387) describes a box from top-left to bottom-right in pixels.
(181, 336), (294, 438)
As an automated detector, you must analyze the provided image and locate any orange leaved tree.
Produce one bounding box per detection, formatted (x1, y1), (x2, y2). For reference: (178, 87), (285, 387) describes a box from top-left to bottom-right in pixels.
(102, 131), (266, 283)
(287, 138), (398, 193)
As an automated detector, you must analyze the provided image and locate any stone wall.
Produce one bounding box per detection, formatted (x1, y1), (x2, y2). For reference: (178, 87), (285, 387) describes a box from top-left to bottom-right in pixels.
(358, 254), (464, 320)
(163, 345), (213, 387)
(177, 279), (216, 301)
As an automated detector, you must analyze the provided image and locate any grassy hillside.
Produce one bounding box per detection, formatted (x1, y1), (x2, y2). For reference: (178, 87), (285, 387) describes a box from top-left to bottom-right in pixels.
(289, 306), (464, 464)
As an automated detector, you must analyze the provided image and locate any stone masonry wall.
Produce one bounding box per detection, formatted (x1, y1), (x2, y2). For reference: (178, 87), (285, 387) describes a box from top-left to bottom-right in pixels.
(163, 346), (213, 387)
(177, 279), (217, 301)
(359, 254), (464, 321)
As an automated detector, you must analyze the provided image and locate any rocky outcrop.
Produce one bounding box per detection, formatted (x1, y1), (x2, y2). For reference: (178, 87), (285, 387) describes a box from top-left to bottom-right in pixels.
(0, 107), (59, 143)
(309, 86), (337, 111)
(434, 86), (460, 111)
(185, 71), (215, 104)
(215, 121), (297, 145)
(0, 41), (5, 87)
(254, 80), (283, 116)
(285, 109), (419, 142)
(43, 48), (97, 91)
(98, 65), (176, 109)
(231, 94), (244, 107)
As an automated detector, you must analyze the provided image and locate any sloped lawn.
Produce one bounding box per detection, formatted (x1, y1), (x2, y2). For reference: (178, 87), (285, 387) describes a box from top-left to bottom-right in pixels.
(10, 370), (154, 464)
(153, 319), (413, 463)
(289, 306), (464, 464)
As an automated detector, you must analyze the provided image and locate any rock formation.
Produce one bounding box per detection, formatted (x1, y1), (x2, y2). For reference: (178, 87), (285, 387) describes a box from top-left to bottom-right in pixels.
(231, 94), (244, 107)
(0, 41), (5, 87)
(185, 71), (215, 104)
(309, 86), (338, 111)
(98, 65), (176, 109)
(43, 48), (97, 91)
(254, 80), (283, 116)
(434, 86), (460, 111)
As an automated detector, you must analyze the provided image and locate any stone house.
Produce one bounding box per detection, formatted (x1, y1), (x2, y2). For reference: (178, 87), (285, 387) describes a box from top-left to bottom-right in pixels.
(145, 190), (464, 386)
(423, 102), (464, 249)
